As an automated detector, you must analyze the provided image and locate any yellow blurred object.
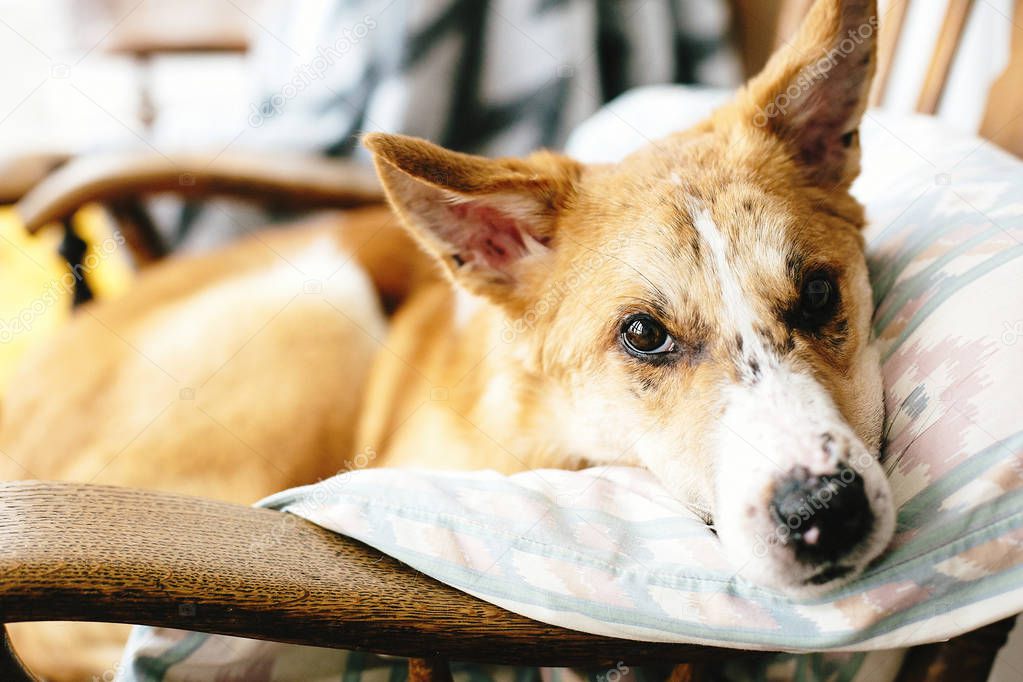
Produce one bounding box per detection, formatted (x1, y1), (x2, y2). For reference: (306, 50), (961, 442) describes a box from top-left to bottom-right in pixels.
(73, 204), (135, 300)
(0, 204), (135, 390)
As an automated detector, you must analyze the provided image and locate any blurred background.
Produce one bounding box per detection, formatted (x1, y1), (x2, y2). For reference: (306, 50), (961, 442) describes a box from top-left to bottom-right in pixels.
(0, 1), (1010, 161)
(0, 0), (1020, 678)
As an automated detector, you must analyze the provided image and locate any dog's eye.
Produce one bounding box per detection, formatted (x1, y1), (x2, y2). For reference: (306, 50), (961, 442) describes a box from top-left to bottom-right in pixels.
(799, 272), (838, 321)
(803, 277), (832, 310)
(621, 314), (675, 357)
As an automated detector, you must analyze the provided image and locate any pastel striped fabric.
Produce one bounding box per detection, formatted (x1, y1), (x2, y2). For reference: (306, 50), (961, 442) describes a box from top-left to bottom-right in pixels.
(119, 104), (1023, 682)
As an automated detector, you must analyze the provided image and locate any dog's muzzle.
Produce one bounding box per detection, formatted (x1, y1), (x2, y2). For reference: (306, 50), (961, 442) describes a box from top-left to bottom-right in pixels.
(712, 361), (894, 594)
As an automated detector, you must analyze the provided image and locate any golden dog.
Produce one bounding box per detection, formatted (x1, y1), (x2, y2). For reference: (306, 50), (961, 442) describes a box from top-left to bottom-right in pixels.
(3, 0), (893, 677)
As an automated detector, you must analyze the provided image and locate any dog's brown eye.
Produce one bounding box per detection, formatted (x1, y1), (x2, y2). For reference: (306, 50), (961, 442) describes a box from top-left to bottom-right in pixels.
(621, 314), (674, 357)
(786, 271), (841, 335)
(802, 276), (833, 310)
(796, 271), (839, 331)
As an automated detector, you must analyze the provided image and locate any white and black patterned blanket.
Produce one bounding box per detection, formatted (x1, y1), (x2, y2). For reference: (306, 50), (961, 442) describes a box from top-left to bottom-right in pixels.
(167, 0), (739, 248)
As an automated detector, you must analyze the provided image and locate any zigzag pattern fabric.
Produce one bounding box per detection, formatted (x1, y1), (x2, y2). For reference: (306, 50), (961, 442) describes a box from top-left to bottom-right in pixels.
(167, 0), (738, 254)
(246, 0), (740, 158)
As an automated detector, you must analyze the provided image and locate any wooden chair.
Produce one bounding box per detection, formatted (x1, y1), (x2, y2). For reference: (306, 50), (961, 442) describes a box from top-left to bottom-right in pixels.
(4, 2), (1023, 680)
(4, 159), (1021, 682)
(0, 1), (258, 203)
(0, 482), (1016, 681)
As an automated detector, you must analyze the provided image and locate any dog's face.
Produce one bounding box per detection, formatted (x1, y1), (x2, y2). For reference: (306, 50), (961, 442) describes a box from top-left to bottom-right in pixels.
(539, 133), (891, 592)
(367, 0), (893, 594)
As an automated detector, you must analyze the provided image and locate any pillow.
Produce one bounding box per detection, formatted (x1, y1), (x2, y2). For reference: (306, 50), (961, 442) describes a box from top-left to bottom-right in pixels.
(120, 91), (1023, 681)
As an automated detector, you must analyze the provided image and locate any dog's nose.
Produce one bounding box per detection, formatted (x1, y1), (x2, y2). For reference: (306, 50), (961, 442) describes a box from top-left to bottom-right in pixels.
(770, 466), (873, 563)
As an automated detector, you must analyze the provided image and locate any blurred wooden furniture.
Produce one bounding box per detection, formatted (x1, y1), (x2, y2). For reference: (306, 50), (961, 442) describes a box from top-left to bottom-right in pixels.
(980, 0), (1023, 157)
(83, 0), (258, 56)
(0, 1), (260, 202)
(731, 0), (791, 78)
(17, 0), (1021, 278)
(7, 1), (1021, 207)
(0, 153), (72, 205)
(16, 153), (384, 266)
(84, 0), (259, 129)
(0, 481), (1016, 681)
(774, 0), (974, 113)
(11, 153), (382, 305)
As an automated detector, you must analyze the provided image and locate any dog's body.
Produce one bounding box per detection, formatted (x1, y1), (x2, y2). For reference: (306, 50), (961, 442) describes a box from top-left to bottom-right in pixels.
(4, 1), (895, 679)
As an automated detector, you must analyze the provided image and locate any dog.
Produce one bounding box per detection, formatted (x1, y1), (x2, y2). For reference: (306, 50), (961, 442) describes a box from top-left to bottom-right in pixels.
(2, 0), (893, 678)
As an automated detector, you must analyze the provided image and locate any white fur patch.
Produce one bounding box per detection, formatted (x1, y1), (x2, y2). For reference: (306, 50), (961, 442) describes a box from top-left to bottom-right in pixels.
(690, 207), (770, 375)
(684, 203), (893, 594)
(713, 362), (895, 594)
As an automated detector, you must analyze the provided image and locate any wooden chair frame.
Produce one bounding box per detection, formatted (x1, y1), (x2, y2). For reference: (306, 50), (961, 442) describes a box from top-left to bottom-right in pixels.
(0, 482), (1016, 681)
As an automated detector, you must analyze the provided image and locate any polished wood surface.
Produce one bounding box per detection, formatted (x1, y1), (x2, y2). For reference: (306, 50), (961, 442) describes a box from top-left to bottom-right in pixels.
(980, 0), (1023, 158)
(0, 481), (736, 668)
(916, 0), (977, 114)
(16, 153), (384, 235)
(870, 0), (911, 106)
(1, 480), (1016, 680)
(895, 617), (1017, 682)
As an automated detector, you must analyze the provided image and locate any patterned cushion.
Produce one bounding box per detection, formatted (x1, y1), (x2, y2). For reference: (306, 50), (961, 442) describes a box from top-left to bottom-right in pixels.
(120, 94), (1023, 681)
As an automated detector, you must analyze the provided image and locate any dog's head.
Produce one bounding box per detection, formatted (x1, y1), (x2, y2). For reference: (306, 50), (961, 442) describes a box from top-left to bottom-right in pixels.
(366, 0), (893, 594)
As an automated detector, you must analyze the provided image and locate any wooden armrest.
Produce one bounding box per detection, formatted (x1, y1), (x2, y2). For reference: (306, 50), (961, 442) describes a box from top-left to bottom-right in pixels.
(0, 153), (71, 204)
(15, 153), (384, 234)
(0, 481), (725, 668)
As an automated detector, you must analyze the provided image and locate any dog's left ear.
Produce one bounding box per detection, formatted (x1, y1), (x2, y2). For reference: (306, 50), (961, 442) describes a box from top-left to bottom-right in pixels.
(364, 133), (580, 307)
(739, 0), (878, 188)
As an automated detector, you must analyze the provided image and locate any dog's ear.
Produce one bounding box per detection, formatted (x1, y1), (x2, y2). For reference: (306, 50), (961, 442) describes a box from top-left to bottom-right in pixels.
(739, 0), (878, 188)
(364, 133), (579, 306)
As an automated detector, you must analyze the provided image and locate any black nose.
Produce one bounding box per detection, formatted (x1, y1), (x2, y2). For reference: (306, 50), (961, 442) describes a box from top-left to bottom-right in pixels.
(770, 466), (873, 563)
